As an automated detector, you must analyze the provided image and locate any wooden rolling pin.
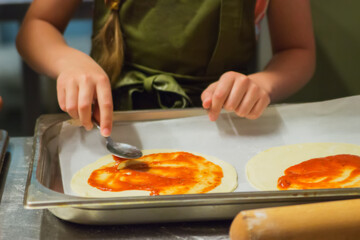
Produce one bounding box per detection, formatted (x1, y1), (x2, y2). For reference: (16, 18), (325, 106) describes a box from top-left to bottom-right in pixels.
(230, 198), (360, 240)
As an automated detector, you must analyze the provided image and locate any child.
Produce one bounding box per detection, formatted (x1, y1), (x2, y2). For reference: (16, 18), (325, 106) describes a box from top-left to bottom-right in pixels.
(16, 0), (315, 137)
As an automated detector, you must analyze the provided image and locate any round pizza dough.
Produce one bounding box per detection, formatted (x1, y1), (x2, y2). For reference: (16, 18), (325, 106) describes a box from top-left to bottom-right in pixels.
(246, 142), (360, 191)
(71, 149), (238, 197)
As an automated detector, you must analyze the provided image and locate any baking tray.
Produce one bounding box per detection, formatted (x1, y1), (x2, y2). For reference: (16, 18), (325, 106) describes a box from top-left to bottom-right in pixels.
(0, 130), (9, 177)
(24, 108), (360, 225)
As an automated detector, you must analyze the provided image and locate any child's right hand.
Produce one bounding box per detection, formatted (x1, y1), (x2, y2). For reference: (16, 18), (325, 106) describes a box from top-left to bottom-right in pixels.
(15, 0), (113, 136)
(56, 54), (113, 137)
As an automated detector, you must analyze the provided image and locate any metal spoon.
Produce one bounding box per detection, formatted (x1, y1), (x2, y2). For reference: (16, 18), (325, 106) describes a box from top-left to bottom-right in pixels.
(92, 118), (143, 159)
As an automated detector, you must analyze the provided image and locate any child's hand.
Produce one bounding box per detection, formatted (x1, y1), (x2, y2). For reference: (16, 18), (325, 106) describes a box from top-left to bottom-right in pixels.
(201, 71), (270, 121)
(56, 56), (113, 137)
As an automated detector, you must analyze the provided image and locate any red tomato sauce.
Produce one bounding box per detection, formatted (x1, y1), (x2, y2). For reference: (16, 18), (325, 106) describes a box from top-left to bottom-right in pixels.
(88, 152), (223, 195)
(278, 154), (360, 190)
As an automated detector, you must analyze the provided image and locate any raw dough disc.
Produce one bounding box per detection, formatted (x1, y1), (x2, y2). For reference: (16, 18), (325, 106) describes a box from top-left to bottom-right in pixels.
(246, 142), (360, 190)
(71, 149), (238, 197)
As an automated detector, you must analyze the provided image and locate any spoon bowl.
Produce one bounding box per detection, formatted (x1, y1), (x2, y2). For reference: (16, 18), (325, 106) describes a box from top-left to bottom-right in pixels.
(92, 119), (143, 159)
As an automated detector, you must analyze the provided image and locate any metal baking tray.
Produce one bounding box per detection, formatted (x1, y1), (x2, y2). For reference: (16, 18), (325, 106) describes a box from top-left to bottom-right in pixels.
(24, 109), (360, 225)
(0, 130), (9, 176)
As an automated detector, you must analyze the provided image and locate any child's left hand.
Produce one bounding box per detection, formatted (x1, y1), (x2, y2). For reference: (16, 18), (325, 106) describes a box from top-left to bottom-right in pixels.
(201, 71), (271, 121)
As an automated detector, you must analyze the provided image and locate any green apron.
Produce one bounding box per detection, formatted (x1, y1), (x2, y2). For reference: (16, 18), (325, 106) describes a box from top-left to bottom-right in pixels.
(91, 0), (256, 110)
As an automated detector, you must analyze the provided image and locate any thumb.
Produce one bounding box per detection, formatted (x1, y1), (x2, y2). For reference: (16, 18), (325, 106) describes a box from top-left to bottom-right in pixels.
(201, 84), (216, 109)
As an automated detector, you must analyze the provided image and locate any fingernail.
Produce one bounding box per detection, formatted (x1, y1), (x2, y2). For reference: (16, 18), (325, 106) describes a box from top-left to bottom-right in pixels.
(102, 128), (111, 137)
(83, 122), (92, 130)
(203, 104), (209, 110)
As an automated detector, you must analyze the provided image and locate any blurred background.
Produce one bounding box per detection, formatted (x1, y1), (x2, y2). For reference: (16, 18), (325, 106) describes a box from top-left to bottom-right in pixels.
(0, 1), (93, 136)
(0, 1), (359, 137)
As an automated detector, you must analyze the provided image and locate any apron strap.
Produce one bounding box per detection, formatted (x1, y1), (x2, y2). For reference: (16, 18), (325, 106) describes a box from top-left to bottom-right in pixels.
(114, 70), (192, 110)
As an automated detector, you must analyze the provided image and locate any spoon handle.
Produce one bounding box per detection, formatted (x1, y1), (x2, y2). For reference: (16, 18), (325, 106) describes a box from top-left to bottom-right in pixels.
(92, 117), (101, 130)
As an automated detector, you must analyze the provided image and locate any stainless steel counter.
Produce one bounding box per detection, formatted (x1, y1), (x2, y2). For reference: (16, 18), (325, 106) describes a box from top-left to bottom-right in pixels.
(0, 137), (232, 239)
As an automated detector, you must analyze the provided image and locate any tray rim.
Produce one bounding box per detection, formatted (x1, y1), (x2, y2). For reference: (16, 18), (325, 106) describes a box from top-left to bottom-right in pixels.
(0, 129), (9, 176)
(23, 108), (360, 210)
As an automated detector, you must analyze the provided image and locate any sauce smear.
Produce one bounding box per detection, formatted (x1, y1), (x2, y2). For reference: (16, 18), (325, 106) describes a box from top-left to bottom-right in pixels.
(278, 154), (360, 190)
(88, 152), (223, 195)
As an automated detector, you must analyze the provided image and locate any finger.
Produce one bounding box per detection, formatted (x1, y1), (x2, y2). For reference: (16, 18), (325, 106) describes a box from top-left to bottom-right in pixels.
(203, 98), (212, 110)
(223, 76), (250, 111)
(208, 73), (235, 121)
(235, 84), (260, 118)
(247, 94), (270, 119)
(57, 80), (66, 112)
(201, 83), (216, 109)
(78, 80), (95, 130)
(96, 77), (113, 137)
(65, 81), (79, 119)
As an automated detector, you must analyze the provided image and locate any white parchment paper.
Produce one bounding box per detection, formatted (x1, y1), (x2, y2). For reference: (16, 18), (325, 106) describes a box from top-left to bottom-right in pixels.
(59, 95), (360, 196)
